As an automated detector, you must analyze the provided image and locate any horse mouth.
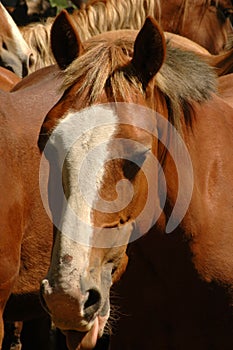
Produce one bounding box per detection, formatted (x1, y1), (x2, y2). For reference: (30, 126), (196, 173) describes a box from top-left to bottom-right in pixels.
(63, 316), (105, 350)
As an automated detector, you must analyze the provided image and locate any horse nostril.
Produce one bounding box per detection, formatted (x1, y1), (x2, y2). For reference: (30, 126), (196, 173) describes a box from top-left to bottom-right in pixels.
(84, 289), (101, 309)
(83, 289), (101, 320)
(22, 61), (28, 78)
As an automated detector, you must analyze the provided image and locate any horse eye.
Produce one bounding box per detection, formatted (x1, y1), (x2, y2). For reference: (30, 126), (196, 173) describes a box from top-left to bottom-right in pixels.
(209, 0), (232, 19)
(123, 152), (147, 180)
(3, 42), (7, 50)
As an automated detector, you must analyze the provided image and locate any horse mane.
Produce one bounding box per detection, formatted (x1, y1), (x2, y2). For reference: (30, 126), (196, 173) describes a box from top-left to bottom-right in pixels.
(20, 20), (55, 72)
(62, 31), (217, 129)
(71, 0), (162, 41)
(71, 0), (220, 42)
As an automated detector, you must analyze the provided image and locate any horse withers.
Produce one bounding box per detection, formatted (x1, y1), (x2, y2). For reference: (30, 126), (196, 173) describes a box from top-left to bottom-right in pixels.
(39, 10), (233, 350)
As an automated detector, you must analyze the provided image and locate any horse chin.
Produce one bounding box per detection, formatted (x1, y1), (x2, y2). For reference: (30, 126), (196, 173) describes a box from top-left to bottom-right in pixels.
(64, 316), (107, 350)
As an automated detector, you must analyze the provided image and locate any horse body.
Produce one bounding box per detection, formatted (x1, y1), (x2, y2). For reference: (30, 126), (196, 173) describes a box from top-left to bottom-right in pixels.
(0, 64), (65, 348)
(39, 11), (233, 350)
(0, 2), (34, 77)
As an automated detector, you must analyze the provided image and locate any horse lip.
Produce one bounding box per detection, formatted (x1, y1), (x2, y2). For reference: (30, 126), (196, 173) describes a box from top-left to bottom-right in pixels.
(59, 319), (95, 333)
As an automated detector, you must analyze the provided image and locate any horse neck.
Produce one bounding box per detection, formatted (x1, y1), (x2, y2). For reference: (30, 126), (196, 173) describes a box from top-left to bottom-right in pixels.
(159, 0), (187, 33)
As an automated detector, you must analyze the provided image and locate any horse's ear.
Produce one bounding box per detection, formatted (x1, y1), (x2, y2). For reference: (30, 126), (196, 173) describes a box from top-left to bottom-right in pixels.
(51, 9), (83, 70)
(131, 16), (166, 87)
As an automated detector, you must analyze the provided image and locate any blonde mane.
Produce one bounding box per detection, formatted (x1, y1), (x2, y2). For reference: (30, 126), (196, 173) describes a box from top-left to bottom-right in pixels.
(71, 0), (162, 41)
(20, 19), (55, 72)
(71, 0), (220, 42)
(62, 30), (216, 129)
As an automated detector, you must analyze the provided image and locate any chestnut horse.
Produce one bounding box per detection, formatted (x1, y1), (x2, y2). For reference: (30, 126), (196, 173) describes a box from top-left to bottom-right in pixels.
(0, 2), (34, 77)
(70, 0), (233, 54)
(0, 9), (232, 350)
(39, 10), (233, 350)
(0, 64), (66, 349)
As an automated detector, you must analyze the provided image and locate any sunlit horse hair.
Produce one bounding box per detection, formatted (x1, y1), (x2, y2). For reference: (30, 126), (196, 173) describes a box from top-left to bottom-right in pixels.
(71, 0), (163, 41)
(71, 0), (227, 42)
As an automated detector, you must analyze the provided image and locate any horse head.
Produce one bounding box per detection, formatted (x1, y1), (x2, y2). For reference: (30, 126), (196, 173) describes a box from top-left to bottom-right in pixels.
(0, 2), (34, 77)
(39, 10), (168, 349)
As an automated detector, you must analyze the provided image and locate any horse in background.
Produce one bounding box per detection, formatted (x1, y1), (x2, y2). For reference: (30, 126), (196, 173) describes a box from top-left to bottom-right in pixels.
(38, 10), (233, 350)
(70, 0), (233, 54)
(0, 2), (34, 77)
(15, 0), (233, 76)
(0, 64), (66, 349)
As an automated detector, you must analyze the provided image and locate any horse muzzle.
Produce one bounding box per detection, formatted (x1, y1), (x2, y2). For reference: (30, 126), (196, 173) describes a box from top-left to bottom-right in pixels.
(40, 278), (104, 331)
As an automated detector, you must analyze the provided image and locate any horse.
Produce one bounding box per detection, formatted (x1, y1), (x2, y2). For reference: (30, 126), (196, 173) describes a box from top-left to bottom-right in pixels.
(0, 2), (34, 77)
(38, 10), (233, 350)
(69, 0), (233, 54)
(0, 8), (232, 350)
(0, 63), (66, 349)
